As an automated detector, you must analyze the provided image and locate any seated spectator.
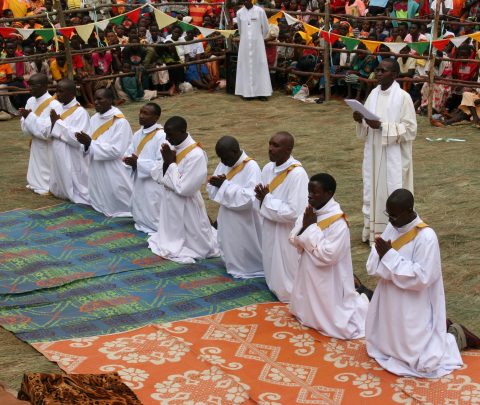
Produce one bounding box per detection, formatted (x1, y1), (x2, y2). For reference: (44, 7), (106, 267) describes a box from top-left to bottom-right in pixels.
(0, 61), (18, 116)
(345, 0), (366, 16)
(122, 31), (148, 88)
(115, 62), (157, 102)
(435, 81), (480, 127)
(397, 45), (416, 91)
(404, 22), (428, 43)
(50, 56), (69, 82)
(344, 43), (378, 100)
(391, 0), (419, 19)
(359, 21), (371, 38)
(146, 25), (162, 44)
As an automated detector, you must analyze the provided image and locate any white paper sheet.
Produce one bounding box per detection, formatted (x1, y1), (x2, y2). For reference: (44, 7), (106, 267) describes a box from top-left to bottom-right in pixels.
(345, 99), (381, 121)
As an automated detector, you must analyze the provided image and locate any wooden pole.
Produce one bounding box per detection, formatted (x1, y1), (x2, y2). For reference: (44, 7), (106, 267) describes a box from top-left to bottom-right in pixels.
(427, 0), (442, 121)
(54, 0), (74, 80)
(323, 0), (331, 101)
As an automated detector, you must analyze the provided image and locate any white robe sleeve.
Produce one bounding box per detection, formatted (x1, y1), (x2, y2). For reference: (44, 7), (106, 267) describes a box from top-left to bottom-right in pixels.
(260, 8), (269, 38)
(289, 215), (305, 253)
(137, 153), (159, 179)
(366, 230), (441, 291)
(22, 102), (62, 140)
(89, 119), (133, 160)
(51, 109), (90, 148)
(260, 169), (309, 223)
(162, 151), (207, 197)
(292, 220), (350, 266)
(150, 160), (164, 183)
(380, 92), (417, 145)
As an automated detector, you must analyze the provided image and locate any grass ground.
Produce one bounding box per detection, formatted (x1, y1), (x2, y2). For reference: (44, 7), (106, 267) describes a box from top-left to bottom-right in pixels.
(0, 90), (479, 390)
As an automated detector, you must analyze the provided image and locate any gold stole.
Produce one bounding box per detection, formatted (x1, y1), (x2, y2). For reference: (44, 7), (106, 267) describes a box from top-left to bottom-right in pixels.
(135, 128), (158, 156)
(176, 142), (199, 165)
(317, 213), (349, 230)
(60, 104), (80, 120)
(226, 157), (253, 180)
(268, 164), (301, 193)
(34, 96), (55, 116)
(391, 222), (429, 251)
(91, 114), (125, 141)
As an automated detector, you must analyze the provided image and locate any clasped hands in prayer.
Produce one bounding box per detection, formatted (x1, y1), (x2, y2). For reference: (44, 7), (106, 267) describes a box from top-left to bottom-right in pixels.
(18, 108), (31, 119)
(209, 174), (226, 188)
(374, 236), (392, 259)
(75, 132), (91, 150)
(353, 111), (381, 130)
(254, 184), (269, 204)
(123, 154), (138, 170)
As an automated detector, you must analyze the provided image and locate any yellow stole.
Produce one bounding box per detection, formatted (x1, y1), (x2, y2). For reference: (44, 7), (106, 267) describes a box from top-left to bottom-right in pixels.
(60, 104), (80, 120)
(268, 164), (301, 193)
(176, 142), (200, 165)
(317, 213), (349, 230)
(135, 128), (158, 156)
(91, 114), (125, 141)
(391, 222), (429, 251)
(34, 96), (55, 116)
(226, 157), (253, 180)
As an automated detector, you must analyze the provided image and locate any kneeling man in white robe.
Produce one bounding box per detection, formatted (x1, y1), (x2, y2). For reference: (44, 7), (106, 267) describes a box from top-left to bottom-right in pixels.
(20, 73), (62, 195)
(49, 79), (90, 204)
(148, 116), (219, 263)
(366, 189), (480, 378)
(254, 132), (308, 302)
(124, 103), (165, 234)
(76, 88), (133, 217)
(289, 173), (369, 339)
(207, 136), (263, 278)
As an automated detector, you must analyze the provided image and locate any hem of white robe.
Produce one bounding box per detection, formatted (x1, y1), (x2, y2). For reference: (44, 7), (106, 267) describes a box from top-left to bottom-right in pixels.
(134, 222), (157, 235)
(234, 90), (273, 98)
(227, 270), (265, 279)
(90, 203), (132, 218)
(148, 238), (221, 264)
(26, 184), (49, 195)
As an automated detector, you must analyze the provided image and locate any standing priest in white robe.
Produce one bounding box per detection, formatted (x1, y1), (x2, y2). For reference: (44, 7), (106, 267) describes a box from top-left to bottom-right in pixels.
(353, 59), (417, 244)
(19, 73), (62, 195)
(235, 0), (272, 101)
(124, 103), (165, 234)
(49, 79), (90, 204)
(76, 88), (133, 217)
(365, 189), (480, 378)
(289, 173), (369, 339)
(254, 132), (308, 302)
(207, 136), (263, 278)
(148, 116), (219, 264)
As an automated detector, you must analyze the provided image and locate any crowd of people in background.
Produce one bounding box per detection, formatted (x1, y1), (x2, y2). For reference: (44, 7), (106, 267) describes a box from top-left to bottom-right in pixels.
(0, 0), (479, 125)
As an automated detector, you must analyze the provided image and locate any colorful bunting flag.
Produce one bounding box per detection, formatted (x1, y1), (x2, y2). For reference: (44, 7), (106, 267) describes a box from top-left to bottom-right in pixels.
(218, 30), (236, 38)
(110, 14), (125, 26)
(197, 26), (216, 37)
(284, 12), (298, 26)
(16, 28), (34, 40)
(361, 39), (381, 53)
(58, 27), (75, 39)
(268, 11), (284, 24)
(432, 38), (450, 51)
(153, 9), (177, 30)
(34, 28), (55, 42)
(320, 30), (339, 44)
(303, 22), (319, 37)
(178, 21), (195, 32)
(0, 27), (17, 38)
(126, 8), (141, 24)
(408, 41), (430, 55)
(467, 32), (480, 42)
(341, 36), (360, 51)
(450, 35), (467, 48)
(75, 23), (95, 43)
(95, 19), (110, 31)
(385, 42), (408, 54)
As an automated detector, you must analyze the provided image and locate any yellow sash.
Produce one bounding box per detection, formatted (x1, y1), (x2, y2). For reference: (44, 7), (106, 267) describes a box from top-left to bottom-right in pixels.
(176, 142), (199, 165)
(226, 157), (253, 180)
(391, 222), (429, 251)
(91, 114), (125, 141)
(135, 128), (158, 156)
(268, 164), (301, 193)
(317, 213), (349, 230)
(34, 96), (55, 116)
(60, 104), (80, 120)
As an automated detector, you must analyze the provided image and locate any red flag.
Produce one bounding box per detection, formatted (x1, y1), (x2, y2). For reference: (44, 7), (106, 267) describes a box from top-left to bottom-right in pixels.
(126, 8), (141, 23)
(58, 27), (75, 39)
(320, 30), (339, 45)
(0, 27), (17, 38)
(432, 39), (450, 51)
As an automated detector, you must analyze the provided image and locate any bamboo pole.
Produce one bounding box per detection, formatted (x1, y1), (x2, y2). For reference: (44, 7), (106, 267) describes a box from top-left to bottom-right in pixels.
(54, 0), (74, 80)
(427, 0), (442, 121)
(323, 0), (331, 102)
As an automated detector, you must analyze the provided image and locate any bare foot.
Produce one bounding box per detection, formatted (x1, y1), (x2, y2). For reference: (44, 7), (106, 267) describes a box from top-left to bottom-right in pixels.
(167, 84), (176, 96)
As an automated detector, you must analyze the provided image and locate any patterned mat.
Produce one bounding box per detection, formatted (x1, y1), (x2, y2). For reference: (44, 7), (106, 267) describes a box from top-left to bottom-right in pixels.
(33, 302), (480, 405)
(0, 204), (276, 343)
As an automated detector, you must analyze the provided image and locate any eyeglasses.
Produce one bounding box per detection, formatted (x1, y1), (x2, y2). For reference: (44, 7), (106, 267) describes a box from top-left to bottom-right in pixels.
(383, 210), (398, 221)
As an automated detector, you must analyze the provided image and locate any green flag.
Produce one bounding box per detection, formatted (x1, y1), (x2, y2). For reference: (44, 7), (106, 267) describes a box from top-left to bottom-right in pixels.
(408, 41), (430, 55)
(178, 21), (195, 32)
(34, 28), (55, 42)
(110, 15), (125, 26)
(342, 36), (360, 52)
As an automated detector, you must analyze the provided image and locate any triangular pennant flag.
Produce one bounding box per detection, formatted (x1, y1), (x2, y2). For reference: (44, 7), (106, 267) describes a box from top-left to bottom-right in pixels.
(110, 14), (126, 26)
(178, 21), (195, 32)
(342, 36), (360, 51)
(450, 35), (467, 48)
(303, 23), (319, 37)
(75, 23), (95, 43)
(34, 28), (55, 42)
(58, 27), (75, 39)
(0, 27), (17, 37)
(408, 41), (430, 55)
(432, 38), (450, 51)
(197, 26), (216, 37)
(361, 39), (380, 53)
(284, 12), (299, 26)
(218, 29), (236, 38)
(467, 32), (480, 42)
(268, 11), (284, 24)
(16, 28), (34, 40)
(153, 9), (177, 30)
(385, 42), (408, 54)
(126, 7), (141, 23)
(320, 30), (339, 45)
(95, 19), (110, 31)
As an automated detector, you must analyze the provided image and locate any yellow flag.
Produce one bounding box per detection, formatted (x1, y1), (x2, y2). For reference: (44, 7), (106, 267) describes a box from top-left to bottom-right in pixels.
(154, 9), (178, 30)
(303, 23), (319, 37)
(361, 39), (381, 53)
(75, 23), (95, 44)
(268, 11), (284, 25)
(218, 29), (237, 38)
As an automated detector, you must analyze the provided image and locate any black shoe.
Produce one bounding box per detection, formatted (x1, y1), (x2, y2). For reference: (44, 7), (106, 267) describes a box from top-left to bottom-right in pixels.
(258, 96), (268, 101)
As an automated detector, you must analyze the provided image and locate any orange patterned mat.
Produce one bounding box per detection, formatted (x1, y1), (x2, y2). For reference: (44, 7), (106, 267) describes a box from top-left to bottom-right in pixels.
(33, 303), (480, 404)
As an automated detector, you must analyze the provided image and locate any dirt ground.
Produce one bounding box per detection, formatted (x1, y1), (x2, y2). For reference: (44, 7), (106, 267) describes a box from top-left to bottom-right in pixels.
(0, 90), (479, 390)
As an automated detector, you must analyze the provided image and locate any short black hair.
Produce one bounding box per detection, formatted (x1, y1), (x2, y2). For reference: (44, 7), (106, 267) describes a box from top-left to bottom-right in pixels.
(165, 116), (187, 132)
(96, 87), (114, 101)
(145, 102), (161, 117)
(310, 173), (337, 194)
(383, 58), (400, 75)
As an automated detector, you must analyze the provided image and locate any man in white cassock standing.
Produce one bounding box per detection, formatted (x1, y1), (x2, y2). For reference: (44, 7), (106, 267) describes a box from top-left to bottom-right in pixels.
(207, 136), (263, 278)
(148, 116), (219, 264)
(254, 132), (308, 302)
(76, 88), (133, 217)
(353, 59), (417, 244)
(289, 173), (369, 339)
(366, 189), (480, 378)
(19, 73), (62, 195)
(124, 103), (165, 234)
(235, 0), (272, 101)
(49, 79), (90, 205)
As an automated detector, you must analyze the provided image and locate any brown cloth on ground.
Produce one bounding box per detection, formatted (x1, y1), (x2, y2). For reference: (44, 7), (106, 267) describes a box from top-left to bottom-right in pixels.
(0, 383), (29, 405)
(17, 372), (142, 405)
